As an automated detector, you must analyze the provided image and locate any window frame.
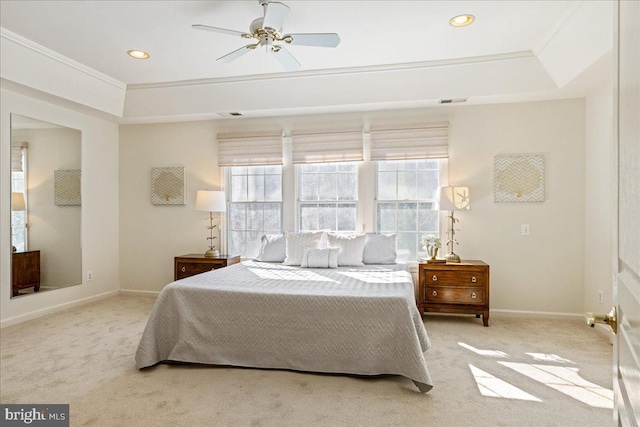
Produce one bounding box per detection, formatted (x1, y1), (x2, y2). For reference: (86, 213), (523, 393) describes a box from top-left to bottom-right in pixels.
(374, 159), (446, 260)
(295, 161), (360, 233)
(225, 165), (284, 259)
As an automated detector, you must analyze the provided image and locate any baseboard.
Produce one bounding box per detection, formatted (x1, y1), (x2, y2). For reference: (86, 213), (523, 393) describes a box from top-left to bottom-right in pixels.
(119, 289), (160, 297)
(491, 309), (584, 321)
(0, 290), (119, 329)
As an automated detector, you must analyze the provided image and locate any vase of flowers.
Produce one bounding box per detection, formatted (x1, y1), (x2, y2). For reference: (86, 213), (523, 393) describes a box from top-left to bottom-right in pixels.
(421, 235), (442, 260)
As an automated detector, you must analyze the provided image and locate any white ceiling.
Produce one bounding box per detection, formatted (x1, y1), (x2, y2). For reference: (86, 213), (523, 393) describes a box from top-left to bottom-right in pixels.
(0, 1), (613, 121)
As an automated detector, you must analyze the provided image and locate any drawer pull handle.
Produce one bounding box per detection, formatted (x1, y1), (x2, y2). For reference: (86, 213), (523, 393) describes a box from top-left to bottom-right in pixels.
(471, 292), (477, 299)
(181, 267), (186, 272)
(432, 290), (438, 296)
(471, 276), (477, 283)
(432, 275), (438, 282)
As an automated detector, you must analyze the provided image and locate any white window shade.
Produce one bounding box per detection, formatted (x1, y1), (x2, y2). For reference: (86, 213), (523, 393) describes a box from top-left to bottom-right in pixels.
(291, 130), (363, 164)
(217, 132), (283, 167)
(11, 142), (25, 172)
(369, 123), (449, 161)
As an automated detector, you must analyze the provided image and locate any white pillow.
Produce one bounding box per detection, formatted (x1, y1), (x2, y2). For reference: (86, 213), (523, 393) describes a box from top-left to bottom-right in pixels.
(301, 247), (339, 268)
(283, 231), (324, 266)
(255, 234), (286, 262)
(326, 233), (366, 266)
(362, 233), (397, 264)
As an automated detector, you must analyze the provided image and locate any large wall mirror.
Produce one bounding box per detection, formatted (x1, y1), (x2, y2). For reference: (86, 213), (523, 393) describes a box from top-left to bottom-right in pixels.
(10, 114), (82, 298)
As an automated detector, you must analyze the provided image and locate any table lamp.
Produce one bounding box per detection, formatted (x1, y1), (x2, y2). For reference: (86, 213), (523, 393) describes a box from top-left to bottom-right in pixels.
(435, 186), (470, 263)
(195, 190), (226, 257)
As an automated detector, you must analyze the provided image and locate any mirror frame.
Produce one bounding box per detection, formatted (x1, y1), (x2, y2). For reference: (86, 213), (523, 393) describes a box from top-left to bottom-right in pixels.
(10, 113), (83, 299)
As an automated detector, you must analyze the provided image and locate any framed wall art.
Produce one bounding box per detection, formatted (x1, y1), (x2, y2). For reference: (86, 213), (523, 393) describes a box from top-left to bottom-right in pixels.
(151, 167), (186, 205)
(54, 169), (81, 206)
(494, 154), (545, 202)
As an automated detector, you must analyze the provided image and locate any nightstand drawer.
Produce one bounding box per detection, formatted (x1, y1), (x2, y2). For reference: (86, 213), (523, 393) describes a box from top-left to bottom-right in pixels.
(426, 270), (485, 287)
(175, 262), (218, 279)
(425, 286), (485, 305)
(174, 254), (241, 281)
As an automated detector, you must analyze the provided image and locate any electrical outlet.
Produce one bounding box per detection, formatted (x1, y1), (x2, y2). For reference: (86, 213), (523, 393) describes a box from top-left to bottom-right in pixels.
(598, 290), (604, 304)
(88, 271), (93, 281)
(521, 224), (530, 236)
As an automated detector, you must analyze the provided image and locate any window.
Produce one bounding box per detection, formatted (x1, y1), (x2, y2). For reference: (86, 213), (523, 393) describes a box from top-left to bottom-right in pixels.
(228, 166), (282, 258)
(11, 146), (27, 252)
(376, 160), (440, 261)
(298, 162), (358, 232)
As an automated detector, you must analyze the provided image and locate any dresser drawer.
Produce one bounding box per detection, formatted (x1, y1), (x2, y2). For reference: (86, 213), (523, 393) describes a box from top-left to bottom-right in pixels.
(425, 286), (485, 305)
(175, 262), (219, 279)
(425, 270), (485, 287)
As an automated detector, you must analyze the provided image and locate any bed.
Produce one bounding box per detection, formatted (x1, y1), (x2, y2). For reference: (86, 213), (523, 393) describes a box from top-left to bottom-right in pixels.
(135, 260), (433, 392)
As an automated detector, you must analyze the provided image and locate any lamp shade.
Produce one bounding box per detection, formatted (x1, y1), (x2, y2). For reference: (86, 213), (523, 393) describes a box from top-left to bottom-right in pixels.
(435, 186), (470, 211)
(195, 190), (226, 212)
(12, 192), (26, 211)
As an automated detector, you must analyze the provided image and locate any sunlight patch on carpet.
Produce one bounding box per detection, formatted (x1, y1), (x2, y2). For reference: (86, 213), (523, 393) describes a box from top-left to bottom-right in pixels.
(459, 342), (509, 358)
(525, 353), (575, 364)
(499, 362), (613, 409)
(469, 364), (541, 401)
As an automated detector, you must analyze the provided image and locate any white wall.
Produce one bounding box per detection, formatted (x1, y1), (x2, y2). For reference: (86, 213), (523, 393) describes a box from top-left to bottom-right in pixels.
(119, 121), (219, 293)
(584, 82), (614, 314)
(1, 88), (120, 326)
(119, 99), (587, 316)
(447, 99), (586, 315)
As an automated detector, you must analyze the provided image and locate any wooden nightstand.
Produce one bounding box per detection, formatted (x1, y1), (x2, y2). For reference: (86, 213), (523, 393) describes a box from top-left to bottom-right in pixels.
(418, 260), (490, 326)
(174, 254), (241, 280)
(12, 250), (41, 297)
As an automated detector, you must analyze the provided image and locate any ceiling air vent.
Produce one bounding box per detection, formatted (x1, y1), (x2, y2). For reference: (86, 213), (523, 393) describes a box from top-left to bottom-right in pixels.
(217, 112), (243, 117)
(438, 98), (468, 104)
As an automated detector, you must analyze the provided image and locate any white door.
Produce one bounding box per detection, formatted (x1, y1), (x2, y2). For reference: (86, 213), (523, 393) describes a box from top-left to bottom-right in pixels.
(613, 0), (640, 425)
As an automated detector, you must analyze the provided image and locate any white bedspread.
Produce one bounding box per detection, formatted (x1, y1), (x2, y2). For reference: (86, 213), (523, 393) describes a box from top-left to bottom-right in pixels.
(135, 261), (433, 392)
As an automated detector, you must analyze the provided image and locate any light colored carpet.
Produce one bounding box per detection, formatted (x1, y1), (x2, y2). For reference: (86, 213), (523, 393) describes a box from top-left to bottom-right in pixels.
(0, 294), (613, 427)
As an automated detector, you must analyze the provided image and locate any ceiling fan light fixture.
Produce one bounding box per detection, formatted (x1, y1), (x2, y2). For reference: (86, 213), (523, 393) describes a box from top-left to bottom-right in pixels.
(127, 50), (150, 59)
(449, 14), (475, 27)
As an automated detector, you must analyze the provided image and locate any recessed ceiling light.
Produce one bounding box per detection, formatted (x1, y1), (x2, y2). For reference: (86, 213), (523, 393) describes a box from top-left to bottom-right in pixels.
(127, 50), (150, 59)
(449, 14), (475, 27)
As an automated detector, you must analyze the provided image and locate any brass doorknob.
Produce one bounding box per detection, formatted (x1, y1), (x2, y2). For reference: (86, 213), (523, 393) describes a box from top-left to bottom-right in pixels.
(585, 307), (617, 334)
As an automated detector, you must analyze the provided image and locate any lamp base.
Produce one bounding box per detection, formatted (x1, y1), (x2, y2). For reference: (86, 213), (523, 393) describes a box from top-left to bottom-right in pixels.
(444, 252), (461, 263)
(204, 249), (220, 258)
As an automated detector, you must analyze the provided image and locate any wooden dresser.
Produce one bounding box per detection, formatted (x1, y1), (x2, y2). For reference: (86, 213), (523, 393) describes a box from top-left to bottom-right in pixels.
(174, 254), (241, 280)
(12, 250), (41, 297)
(418, 260), (490, 326)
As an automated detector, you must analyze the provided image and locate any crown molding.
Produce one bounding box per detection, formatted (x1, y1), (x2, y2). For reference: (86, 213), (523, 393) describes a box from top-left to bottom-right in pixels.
(533, 0), (584, 56)
(0, 27), (126, 91)
(127, 51), (536, 90)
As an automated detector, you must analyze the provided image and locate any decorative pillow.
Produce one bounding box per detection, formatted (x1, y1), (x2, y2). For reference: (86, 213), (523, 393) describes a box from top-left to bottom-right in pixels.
(254, 234), (286, 262)
(326, 233), (367, 266)
(283, 231), (324, 266)
(362, 233), (397, 264)
(301, 247), (339, 268)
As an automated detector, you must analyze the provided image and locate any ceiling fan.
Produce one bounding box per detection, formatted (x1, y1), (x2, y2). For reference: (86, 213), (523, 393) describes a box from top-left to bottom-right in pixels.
(192, 0), (340, 72)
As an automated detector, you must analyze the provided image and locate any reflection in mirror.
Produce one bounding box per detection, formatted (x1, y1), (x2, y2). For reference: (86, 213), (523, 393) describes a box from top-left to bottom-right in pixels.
(10, 114), (82, 298)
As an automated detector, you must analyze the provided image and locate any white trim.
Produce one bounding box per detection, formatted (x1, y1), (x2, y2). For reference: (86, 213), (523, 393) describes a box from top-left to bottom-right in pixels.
(533, 1), (584, 56)
(119, 289), (160, 297)
(0, 290), (118, 328)
(490, 308), (584, 320)
(0, 27), (126, 91)
(127, 51), (536, 90)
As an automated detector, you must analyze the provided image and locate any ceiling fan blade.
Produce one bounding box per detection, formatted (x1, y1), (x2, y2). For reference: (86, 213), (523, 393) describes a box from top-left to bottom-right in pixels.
(192, 24), (246, 37)
(285, 33), (341, 48)
(272, 45), (301, 71)
(217, 44), (255, 63)
(263, 1), (290, 30)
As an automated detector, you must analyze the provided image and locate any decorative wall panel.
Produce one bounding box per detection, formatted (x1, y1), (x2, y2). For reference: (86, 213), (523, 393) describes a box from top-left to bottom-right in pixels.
(54, 169), (81, 206)
(494, 154), (544, 202)
(151, 167), (186, 205)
